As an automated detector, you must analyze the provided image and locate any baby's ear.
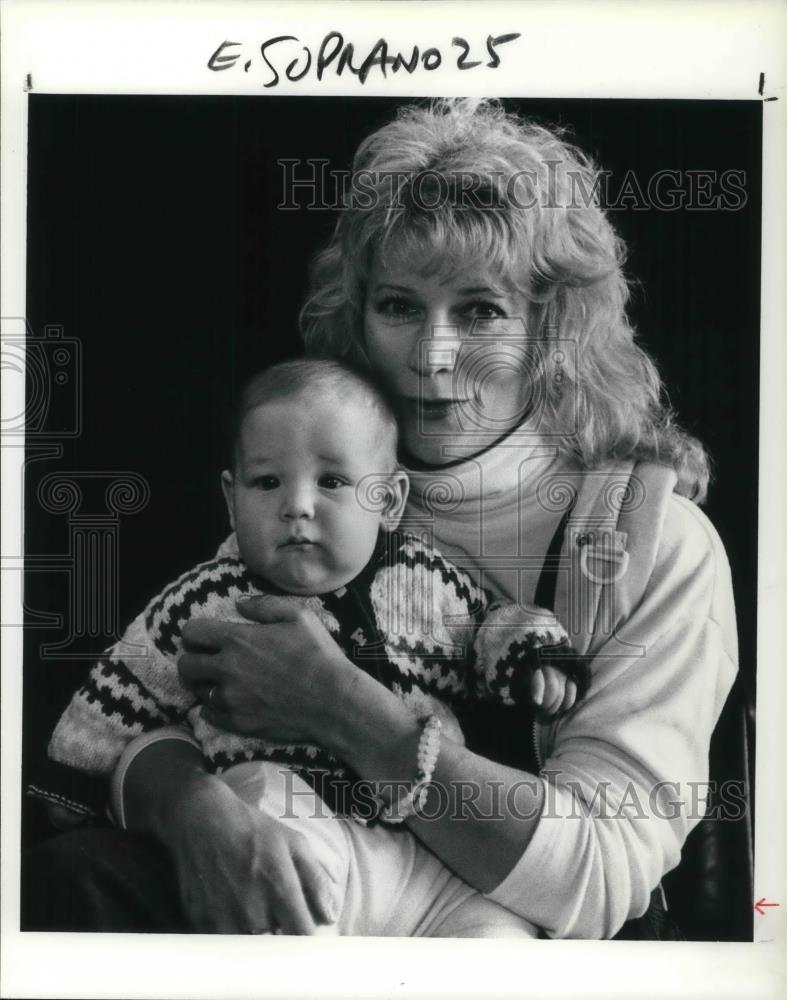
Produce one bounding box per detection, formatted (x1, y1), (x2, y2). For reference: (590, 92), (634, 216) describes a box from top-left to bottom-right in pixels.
(381, 470), (410, 532)
(220, 470), (236, 530)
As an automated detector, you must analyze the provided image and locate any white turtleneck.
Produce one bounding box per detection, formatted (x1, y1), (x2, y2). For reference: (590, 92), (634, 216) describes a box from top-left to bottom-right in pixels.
(404, 437), (567, 605)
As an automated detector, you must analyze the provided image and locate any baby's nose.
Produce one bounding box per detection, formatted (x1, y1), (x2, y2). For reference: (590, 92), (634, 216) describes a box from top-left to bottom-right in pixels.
(280, 486), (315, 520)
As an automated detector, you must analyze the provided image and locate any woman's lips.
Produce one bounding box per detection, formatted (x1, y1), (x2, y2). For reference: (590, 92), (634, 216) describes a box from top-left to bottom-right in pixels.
(402, 397), (470, 421)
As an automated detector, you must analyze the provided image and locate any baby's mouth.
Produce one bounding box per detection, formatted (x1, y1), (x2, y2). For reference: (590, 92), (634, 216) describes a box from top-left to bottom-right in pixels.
(280, 537), (316, 549)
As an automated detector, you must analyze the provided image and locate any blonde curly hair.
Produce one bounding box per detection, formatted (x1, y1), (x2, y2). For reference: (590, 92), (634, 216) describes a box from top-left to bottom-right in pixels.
(300, 98), (710, 502)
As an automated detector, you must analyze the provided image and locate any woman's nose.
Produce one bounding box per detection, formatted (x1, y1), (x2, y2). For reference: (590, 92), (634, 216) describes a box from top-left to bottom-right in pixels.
(280, 486), (315, 520)
(408, 310), (461, 375)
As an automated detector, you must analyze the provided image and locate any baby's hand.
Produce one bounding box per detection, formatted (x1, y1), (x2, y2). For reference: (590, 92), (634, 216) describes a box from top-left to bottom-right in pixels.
(473, 601), (591, 717)
(530, 666), (577, 716)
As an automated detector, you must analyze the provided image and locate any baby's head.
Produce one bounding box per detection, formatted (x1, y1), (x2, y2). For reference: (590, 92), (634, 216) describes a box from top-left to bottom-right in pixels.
(221, 358), (409, 595)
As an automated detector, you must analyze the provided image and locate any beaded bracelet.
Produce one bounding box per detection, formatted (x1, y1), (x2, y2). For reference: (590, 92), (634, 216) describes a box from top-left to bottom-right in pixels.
(377, 714), (443, 825)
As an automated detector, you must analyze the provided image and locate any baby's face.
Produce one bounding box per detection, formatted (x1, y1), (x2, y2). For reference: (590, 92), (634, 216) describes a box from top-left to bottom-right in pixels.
(223, 394), (406, 595)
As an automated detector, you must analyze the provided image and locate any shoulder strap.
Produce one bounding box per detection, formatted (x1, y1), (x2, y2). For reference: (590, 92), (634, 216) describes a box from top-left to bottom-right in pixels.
(551, 460), (635, 656)
(551, 459), (678, 656)
(533, 504), (574, 612)
(534, 460), (679, 761)
(614, 461), (678, 610)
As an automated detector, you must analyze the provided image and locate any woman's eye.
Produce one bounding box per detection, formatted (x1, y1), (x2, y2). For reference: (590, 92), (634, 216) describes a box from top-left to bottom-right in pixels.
(461, 300), (507, 321)
(319, 475), (346, 490)
(375, 297), (420, 322)
(253, 476), (279, 491)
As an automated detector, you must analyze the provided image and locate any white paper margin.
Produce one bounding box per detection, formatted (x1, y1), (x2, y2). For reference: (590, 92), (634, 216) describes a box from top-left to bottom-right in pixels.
(2, 2), (785, 998)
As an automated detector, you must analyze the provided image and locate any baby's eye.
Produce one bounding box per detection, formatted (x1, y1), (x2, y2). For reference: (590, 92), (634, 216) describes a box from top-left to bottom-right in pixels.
(319, 475), (347, 490)
(253, 475), (279, 491)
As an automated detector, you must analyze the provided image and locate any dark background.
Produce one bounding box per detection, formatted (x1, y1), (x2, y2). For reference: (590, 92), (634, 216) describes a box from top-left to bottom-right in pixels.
(22, 96), (761, 937)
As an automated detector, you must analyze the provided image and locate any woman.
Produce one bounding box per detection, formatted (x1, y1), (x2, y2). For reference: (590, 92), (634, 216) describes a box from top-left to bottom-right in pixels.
(24, 99), (737, 939)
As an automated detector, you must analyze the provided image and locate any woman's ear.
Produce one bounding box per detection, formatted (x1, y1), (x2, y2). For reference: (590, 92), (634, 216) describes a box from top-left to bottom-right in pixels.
(380, 470), (410, 532)
(220, 470), (236, 530)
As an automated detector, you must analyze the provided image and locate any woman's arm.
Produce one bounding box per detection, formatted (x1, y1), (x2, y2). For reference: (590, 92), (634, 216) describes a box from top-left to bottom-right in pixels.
(326, 669), (547, 891)
(117, 731), (339, 934)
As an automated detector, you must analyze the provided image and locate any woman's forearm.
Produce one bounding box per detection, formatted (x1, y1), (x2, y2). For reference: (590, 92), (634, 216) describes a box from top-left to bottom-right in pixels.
(118, 733), (224, 845)
(410, 736), (545, 892)
(326, 669), (544, 892)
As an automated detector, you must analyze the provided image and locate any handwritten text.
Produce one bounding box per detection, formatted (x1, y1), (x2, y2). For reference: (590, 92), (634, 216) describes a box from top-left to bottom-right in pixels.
(208, 32), (522, 87)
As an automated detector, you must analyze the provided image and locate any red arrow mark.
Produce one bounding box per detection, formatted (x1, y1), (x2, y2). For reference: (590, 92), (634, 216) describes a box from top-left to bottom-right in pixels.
(754, 898), (780, 915)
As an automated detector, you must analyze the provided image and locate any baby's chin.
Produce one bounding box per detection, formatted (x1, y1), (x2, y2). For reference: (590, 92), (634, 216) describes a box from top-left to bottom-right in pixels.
(249, 559), (357, 597)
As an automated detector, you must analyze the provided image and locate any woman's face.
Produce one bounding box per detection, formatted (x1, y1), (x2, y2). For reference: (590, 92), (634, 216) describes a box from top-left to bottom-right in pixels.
(363, 259), (535, 465)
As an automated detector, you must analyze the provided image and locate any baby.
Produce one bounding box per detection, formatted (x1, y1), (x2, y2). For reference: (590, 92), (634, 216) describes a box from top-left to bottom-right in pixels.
(44, 358), (587, 937)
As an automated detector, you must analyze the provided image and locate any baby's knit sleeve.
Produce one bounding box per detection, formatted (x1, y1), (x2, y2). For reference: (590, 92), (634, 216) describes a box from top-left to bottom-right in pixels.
(44, 555), (259, 787)
(473, 601), (589, 706)
(46, 607), (196, 780)
(30, 555), (261, 819)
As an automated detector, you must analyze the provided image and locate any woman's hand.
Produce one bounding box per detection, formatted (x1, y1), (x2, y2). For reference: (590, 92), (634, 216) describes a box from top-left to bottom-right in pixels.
(178, 596), (358, 747)
(121, 736), (338, 934)
(165, 774), (338, 934)
(46, 803), (88, 831)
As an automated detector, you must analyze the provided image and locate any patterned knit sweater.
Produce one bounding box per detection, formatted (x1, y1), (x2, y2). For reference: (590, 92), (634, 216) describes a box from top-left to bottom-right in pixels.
(44, 531), (574, 815)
